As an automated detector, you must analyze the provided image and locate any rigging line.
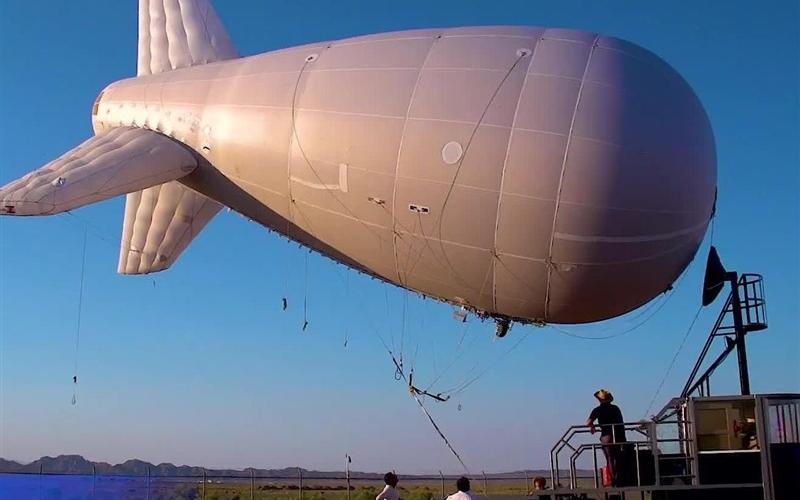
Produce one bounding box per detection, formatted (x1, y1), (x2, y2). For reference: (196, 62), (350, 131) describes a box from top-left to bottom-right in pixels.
(492, 252), (547, 298)
(442, 330), (530, 396)
(428, 328), (495, 396)
(400, 291), (408, 362)
(62, 192), (209, 259)
(395, 209), (421, 287)
(440, 330), (530, 398)
(410, 341), (421, 378)
(323, 259), (392, 343)
(291, 196), (321, 240)
(62, 211), (143, 255)
(289, 59), (385, 243)
(403, 211), (461, 288)
(384, 288), (401, 374)
(550, 289), (669, 338)
(423, 321), (473, 393)
(549, 291), (675, 341)
(436, 360), (482, 395)
(411, 392), (470, 473)
(642, 305), (704, 419)
(382, 346), (470, 473)
(72, 228), (88, 406)
(282, 238), (291, 311)
(542, 37), (601, 319)
(433, 53), (528, 288)
(379, 55), (529, 294)
(379, 203), (450, 289)
(641, 215), (716, 417)
(374, 296), (466, 468)
(302, 250), (309, 332)
(343, 272), (350, 348)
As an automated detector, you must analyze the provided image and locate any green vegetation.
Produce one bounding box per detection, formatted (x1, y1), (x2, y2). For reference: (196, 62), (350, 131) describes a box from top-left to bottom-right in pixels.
(160, 479), (537, 500)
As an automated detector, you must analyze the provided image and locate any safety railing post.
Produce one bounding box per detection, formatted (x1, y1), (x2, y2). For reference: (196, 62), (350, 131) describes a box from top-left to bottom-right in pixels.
(570, 452), (577, 489)
(92, 463), (96, 499)
(592, 446), (598, 488)
(251, 468), (255, 500)
(202, 468), (206, 500)
(482, 471), (487, 500)
(439, 470), (444, 500)
(523, 469), (528, 495)
(146, 466), (151, 500)
(649, 420), (661, 486)
(553, 454), (559, 491)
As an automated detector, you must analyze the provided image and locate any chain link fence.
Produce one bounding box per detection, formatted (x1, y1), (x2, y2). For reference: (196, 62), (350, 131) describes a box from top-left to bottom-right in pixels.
(0, 468), (562, 500)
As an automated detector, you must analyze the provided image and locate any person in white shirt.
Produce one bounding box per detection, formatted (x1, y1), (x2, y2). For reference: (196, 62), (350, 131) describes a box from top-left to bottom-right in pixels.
(375, 472), (399, 500)
(445, 477), (473, 500)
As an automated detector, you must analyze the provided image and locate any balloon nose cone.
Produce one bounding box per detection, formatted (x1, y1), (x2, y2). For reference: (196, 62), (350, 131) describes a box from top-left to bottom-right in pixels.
(539, 35), (716, 323)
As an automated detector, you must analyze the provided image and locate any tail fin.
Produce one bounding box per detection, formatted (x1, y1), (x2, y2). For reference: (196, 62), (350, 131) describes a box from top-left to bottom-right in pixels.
(118, 0), (234, 274)
(0, 128), (197, 216)
(0, 2), (236, 274)
(118, 183), (221, 274)
(137, 0), (238, 76)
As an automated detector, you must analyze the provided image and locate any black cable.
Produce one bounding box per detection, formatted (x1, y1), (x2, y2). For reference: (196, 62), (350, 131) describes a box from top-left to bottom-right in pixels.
(642, 305), (703, 419)
(72, 228), (88, 406)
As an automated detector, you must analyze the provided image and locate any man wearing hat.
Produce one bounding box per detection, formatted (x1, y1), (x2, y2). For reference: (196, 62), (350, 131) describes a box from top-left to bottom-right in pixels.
(586, 389), (627, 486)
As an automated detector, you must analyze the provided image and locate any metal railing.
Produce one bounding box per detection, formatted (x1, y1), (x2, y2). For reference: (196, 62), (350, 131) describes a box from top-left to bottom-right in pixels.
(682, 273), (767, 398)
(550, 419), (695, 490)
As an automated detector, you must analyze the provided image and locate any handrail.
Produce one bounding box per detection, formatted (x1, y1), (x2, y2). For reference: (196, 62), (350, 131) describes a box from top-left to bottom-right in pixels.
(681, 273), (767, 399)
(551, 419), (694, 489)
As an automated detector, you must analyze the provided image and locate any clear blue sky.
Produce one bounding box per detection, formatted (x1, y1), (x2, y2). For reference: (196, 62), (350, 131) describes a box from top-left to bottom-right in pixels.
(0, 0), (797, 474)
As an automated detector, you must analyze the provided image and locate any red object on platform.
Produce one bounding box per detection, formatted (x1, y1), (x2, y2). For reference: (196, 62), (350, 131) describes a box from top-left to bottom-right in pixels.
(600, 466), (612, 487)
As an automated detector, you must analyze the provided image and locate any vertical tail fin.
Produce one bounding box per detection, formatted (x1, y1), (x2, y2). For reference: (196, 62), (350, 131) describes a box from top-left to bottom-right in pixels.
(120, 0), (235, 274)
(137, 0), (238, 76)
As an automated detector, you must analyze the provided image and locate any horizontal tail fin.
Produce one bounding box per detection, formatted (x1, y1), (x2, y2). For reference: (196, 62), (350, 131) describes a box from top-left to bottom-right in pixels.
(0, 128), (197, 216)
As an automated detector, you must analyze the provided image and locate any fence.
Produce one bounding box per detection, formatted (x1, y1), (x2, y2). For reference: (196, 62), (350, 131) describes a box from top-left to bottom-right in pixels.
(0, 468), (574, 500)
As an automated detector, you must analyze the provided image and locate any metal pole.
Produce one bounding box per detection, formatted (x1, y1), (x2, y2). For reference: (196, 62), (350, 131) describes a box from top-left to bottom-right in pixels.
(146, 466), (151, 500)
(203, 468), (206, 500)
(553, 454), (559, 491)
(345, 455), (351, 500)
(650, 421), (661, 486)
(251, 468), (255, 500)
(727, 272), (751, 395)
(592, 446), (598, 488)
(92, 463), (96, 500)
(482, 471), (487, 500)
(298, 467), (303, 500)
(523, 470), (528, 494)
(439, 470), (445, 500)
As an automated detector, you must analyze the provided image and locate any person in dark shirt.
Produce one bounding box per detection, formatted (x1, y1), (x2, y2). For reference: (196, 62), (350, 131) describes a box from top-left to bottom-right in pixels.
(586, 389), (627, 486)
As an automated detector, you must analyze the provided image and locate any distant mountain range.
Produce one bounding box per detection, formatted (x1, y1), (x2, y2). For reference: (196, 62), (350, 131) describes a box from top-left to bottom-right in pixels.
(0, 455), (580, 478)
